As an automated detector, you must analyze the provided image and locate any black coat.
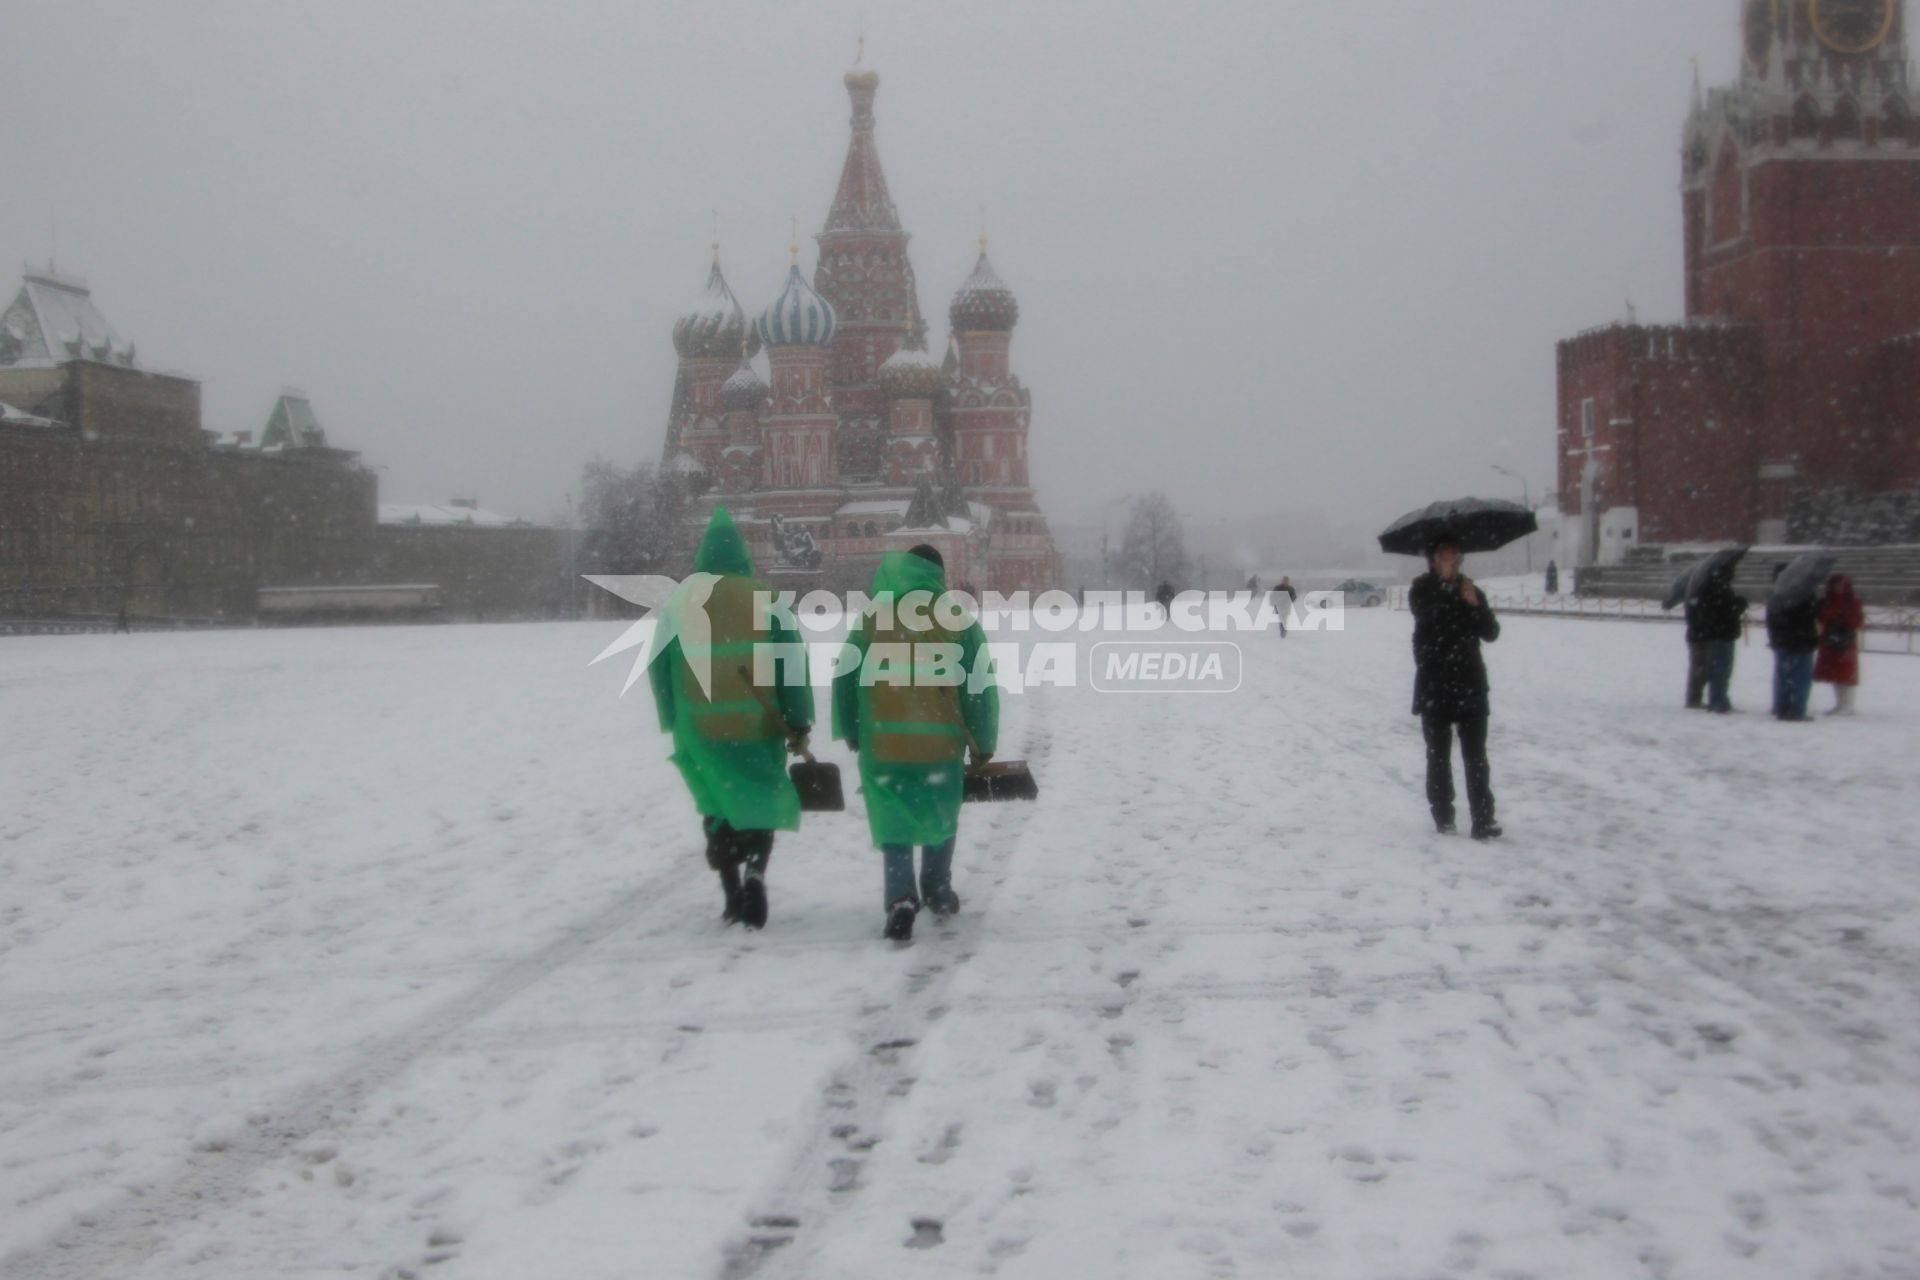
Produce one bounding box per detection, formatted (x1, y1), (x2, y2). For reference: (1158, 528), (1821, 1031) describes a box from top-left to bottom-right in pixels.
(1766, 597), (1820, 653)
(1688, 582), (1747, 644)
(1409, 572), (1500, 720)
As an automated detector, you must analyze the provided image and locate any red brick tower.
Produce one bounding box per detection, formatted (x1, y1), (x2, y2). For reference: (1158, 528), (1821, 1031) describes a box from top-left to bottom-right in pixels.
(1684, 0), (1920, 507)
(947, 243), (1029, 492)
(878, 345), (942, 485)
(813, 58), (926, 482)
(757, 252), (839, 492)
(667, 250), (756, 477)
(1556, 0), (1920, 558)
(945, 243), (1060, 594)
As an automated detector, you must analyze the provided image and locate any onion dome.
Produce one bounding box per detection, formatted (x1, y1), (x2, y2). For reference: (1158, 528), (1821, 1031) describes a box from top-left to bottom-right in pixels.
(878, 345), (942, 399)
(720, 358), (768, 412)
(949, 250), (1019, 332)
(673, 257), (758, 360)
(757, 264), (838, 348)
(845, 36), (879, 93)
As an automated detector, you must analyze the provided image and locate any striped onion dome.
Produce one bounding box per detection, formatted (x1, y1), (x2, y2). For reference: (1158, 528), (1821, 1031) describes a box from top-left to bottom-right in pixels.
(949, 251), (1019, 332)
(720, 358), (768, 412)
(757, 265), (838, 348)
(673, 258), (759, 360)
(877, 345), (942, 399)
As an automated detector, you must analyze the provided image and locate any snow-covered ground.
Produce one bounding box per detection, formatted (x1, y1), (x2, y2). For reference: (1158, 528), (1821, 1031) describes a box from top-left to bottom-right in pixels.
(2, 614), (1917, 1279)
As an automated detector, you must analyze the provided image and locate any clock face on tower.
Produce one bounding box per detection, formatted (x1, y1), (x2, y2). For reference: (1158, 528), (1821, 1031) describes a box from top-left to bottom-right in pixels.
(1744, 0), (1780, 70)
(1809, 0), (1897, 54)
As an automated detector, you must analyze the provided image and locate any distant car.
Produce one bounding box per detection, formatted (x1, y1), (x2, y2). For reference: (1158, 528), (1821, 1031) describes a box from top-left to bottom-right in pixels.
(1333, 579), (1385, 608)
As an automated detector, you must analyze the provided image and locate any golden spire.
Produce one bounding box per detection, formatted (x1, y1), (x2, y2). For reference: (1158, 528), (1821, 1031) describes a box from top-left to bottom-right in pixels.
(789, 215), (800, 267)
(979, 205), (990, 255)
(711, 209), (721, 264)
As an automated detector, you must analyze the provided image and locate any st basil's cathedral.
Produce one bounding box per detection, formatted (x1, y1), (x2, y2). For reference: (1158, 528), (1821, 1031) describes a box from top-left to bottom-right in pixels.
(657, 60), (1063, 595)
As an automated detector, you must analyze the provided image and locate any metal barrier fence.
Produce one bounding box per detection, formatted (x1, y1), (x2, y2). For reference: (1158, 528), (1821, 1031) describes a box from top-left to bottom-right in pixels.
(1386, 589), (1919, 656)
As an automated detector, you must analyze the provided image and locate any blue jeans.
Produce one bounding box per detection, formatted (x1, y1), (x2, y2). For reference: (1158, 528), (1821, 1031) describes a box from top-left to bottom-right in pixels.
(881, 837), (956, 910)
(1706, 640), (1736, 712)
(1772, 650), (1814, 718)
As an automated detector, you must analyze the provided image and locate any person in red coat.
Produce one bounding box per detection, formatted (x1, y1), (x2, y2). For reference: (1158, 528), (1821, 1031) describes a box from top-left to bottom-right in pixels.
(1813, 573), (1864, 715)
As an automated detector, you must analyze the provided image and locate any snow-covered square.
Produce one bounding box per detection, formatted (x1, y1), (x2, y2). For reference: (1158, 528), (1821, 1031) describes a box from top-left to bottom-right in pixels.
(3, 611), (1917, 1279)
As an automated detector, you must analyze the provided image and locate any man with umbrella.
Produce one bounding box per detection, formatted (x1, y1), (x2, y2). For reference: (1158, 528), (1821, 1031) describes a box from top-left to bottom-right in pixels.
(1670, 548), (1748, 713)
(1380, 499), (1532, 842)
(1766, 553), (1832, 722)
(1408, 537), (1503, 839)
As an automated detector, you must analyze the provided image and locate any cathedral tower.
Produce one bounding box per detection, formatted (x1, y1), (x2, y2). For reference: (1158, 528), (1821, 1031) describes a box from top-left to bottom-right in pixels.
(813, 59), (926, 481)
(946, 244), (1031, 493)
(757, 258), (839, 491)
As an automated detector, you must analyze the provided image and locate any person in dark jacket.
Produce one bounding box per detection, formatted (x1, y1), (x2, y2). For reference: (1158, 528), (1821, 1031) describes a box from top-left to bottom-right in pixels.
(1272, 575), (1298, 637)
(1544, 560), (1559, 596)
(1689, 576), (1747, 713)
(1408, 537), (1502, 840)
(1766, 564), (1821, 721)
(1682, 598), (1710, 709)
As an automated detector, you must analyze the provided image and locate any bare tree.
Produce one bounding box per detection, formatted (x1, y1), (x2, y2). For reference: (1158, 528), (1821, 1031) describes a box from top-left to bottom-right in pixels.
(577, 460), (695, 578)
(1118, 491), (1188, 590)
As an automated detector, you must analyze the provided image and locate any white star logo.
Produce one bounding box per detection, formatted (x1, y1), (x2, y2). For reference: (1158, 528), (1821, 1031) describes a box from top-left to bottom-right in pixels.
(582, 573), (723, 697)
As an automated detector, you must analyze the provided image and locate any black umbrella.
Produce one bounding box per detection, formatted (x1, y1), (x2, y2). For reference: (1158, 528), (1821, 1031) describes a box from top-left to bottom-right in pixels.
(1378, 497), (1538, 557)
(1768, 551), (1837, 611)
(1663, 546), (1748, 611)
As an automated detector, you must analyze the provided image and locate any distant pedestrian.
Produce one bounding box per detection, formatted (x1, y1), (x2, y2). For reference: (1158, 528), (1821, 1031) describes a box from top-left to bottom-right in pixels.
(1272, 575), (1298, 638)
(1766, 564), (1820, 722)
(647, 506), (815, 929)
(1544, 560), (1559, 595)
(1408, 537), (1502, 840)
(1689, 575), (1747, 713)
(113, 602), (130, 634)
(1814, 573), (1863, 716)
(1153, 580), (1175, 619)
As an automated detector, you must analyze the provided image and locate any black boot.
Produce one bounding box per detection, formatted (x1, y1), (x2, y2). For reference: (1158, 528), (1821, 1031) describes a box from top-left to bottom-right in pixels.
(718, 864), (744, 924)
(1471, 820), (1503, 842)
(1432, 808), (1457, 835)
(884, 897), (918, 942)
(739, 869), (768, 930)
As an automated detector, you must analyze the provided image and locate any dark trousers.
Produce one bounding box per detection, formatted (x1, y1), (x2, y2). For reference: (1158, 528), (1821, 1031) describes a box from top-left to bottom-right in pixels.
(1422, 712), (1494, 828)
(1705, 640), (1736, 713)
(1685, 641), (1711, 708)
(703, 817), (773, 891)
(1772, 650), (1814, 719)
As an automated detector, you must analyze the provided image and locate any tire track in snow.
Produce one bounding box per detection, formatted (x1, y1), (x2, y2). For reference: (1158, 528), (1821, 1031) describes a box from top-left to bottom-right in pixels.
(716, 688), (1054, 1280)
(0, 856), (702, 1280)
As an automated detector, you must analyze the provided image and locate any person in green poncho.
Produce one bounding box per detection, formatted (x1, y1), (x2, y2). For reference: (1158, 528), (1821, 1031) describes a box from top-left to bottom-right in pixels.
(832, 544), (998, 942)
(648, 507), (814, 929)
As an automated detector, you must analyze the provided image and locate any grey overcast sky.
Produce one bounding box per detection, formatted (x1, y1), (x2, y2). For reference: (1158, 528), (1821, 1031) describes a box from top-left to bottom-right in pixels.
(0, 1), (1824, 529)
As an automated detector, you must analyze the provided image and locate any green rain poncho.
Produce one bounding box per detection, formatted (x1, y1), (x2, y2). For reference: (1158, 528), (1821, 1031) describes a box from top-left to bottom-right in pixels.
(832, 550), (999, 847)
(648, 507), (814, 832)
